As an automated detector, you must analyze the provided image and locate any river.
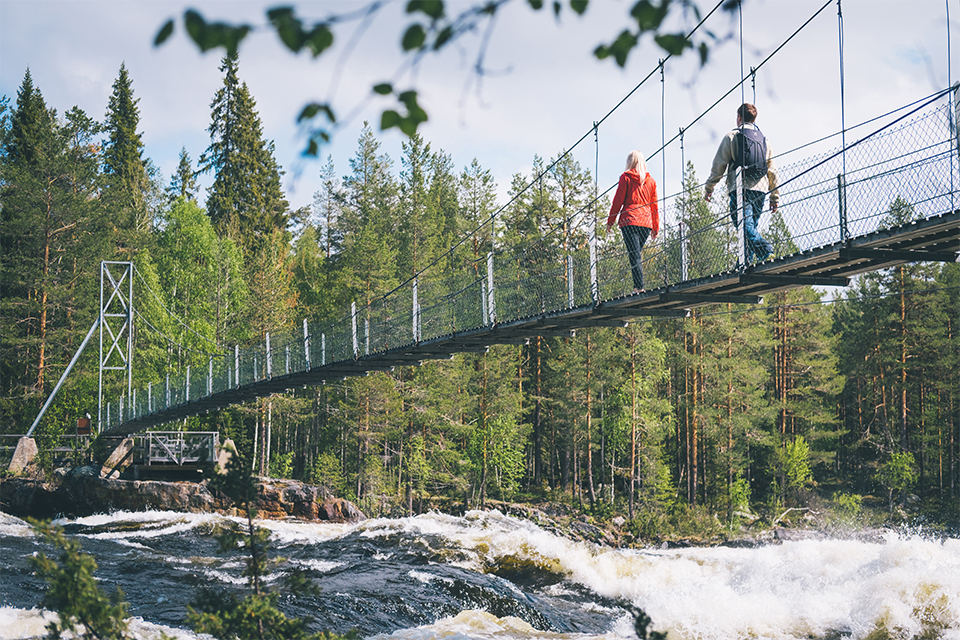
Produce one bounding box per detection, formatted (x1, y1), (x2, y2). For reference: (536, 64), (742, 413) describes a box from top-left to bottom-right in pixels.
(1, 509), (958, 639)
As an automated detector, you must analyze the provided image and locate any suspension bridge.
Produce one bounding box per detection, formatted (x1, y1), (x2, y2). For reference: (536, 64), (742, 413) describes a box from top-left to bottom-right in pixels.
(21, 1), (960, 444)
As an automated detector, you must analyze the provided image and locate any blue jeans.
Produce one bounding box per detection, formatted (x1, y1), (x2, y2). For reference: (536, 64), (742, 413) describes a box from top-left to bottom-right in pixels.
(729, 190), (773, 263)
(620, 225), (651, 290)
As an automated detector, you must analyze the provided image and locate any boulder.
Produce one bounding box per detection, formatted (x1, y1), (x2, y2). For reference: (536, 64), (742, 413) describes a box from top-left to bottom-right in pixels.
(8, 437), (38, 475)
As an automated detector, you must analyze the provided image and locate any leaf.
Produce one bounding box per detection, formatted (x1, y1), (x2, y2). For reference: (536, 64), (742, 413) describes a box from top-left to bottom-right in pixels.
(298, 102), (335, 123)
(527, 0), (544, 9)
(598, 29), (638, 67)
(406, 0), (445, 20)
(184, 10), (207, 48)
(402, 23), (427, 51)
(154, 19), (174, 47)
(381, 91), (428, 136)
(306, 24), (334, 57)
(266, 6), (295, 21)
(553, 1), (562, 18)
(698, 41), (709, 66)
(381, 109), (401, 130)
(570, 0), (589, 16)
(653, 32), (691, 56)
(434, 25), (454, 50)
(372, 83), (393, 95)
(631, 0), (669, 31)
(183, 10), (250, 56)
(278, 20), (306, 52)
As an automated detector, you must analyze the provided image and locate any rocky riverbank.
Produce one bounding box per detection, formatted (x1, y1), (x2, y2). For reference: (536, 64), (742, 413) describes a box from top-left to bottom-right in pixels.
(1, 466), (907, 548)
(0, 465), (365, 522)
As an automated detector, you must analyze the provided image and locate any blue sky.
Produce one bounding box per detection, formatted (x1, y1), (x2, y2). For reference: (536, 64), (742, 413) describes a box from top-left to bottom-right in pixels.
(1, 0), (956, 222)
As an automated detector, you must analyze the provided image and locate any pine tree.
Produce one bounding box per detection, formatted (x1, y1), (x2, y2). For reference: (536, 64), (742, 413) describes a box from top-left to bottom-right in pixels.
(167, 146), (199, 201)
(458, 158), (498, 263)
(397, 132), (442, 280)
(0, 71), (103, 432)
(336, 123), (398, 304)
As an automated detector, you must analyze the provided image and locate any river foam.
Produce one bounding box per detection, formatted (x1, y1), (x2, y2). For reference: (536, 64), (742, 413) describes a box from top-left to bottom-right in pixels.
(3, 509), (958, 639)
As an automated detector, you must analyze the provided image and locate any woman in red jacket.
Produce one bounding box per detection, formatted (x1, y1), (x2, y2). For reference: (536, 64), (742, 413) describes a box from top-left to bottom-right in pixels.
(606, 150), (659, 293)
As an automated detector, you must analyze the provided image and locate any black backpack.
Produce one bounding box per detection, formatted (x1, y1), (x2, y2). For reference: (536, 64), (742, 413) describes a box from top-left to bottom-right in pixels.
(733, 125), (768, 181)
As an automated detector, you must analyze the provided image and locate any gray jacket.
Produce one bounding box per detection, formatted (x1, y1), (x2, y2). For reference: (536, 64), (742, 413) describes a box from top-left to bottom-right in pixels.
(704, 122), (780, 206)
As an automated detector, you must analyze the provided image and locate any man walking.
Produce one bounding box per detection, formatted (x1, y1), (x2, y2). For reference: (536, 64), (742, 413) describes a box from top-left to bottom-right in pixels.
(704, 103), (778, 264)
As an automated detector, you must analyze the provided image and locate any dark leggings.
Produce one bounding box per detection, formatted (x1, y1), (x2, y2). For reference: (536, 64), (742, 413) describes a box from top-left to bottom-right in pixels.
(620, 225), (651, 290)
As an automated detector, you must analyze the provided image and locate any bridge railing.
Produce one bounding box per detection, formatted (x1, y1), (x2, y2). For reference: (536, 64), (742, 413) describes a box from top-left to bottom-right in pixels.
(103, 98), (958, 432)
(138, 431), (218, 466)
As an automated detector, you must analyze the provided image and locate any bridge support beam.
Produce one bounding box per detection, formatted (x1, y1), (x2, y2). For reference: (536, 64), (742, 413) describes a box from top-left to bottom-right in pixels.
(657, 292), (763, 305)
(839, 248), (959, 262)
(739, 274), (850, 287)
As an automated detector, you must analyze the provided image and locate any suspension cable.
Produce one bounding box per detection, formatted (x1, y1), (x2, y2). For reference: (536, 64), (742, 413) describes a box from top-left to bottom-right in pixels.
(376, 0), (730, 302)
(133, 264), (222, 351)
(838, 0), (848, 239)
(660, 58), (667, 230)
(947, 0), (955, 217)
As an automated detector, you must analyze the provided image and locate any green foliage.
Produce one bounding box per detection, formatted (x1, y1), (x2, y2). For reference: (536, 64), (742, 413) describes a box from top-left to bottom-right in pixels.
(310, 451), (346, 494)
(828, 491), (863, 527)
(778, 435), (813, 492)
(30, 521), (131, 640)
(875, 450), (918, 512)
(467, 415), (527, 500)
(191, 449), (357, 640)
(269, 450), (295, 478)
(626, 502), (724, 542)
(729, 474), (751, 514)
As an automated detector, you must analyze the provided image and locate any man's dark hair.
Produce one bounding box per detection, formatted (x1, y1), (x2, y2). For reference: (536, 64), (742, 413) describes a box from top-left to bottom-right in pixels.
(737, 103), (758, 123)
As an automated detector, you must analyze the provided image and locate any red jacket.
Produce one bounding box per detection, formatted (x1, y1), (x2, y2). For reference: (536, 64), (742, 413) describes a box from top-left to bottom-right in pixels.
(607, 169), (658, 236)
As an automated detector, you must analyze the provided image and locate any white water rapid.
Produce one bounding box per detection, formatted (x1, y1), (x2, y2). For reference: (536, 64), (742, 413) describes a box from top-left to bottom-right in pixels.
(1, 509), (957, 639)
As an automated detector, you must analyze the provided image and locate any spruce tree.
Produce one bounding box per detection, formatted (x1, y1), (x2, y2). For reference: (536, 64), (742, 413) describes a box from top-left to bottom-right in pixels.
(102, 63), (154, 243)
(202, 53), (290, 257)
(167, 146), (199, 201)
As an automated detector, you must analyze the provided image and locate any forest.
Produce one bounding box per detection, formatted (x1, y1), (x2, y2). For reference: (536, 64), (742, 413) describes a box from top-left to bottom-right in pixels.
(2, 55), (958, 530)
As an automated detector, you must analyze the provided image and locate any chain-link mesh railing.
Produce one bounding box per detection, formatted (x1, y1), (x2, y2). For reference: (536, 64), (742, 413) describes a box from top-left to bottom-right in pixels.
(104, 98), (959, 432)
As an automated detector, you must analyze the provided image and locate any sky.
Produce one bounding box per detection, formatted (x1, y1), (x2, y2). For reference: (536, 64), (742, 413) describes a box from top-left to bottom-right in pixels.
(1, 0), (957, 228)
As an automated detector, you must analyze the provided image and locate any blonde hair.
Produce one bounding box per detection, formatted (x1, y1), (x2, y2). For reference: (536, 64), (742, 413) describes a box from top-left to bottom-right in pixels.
(625, 150), (647, 174)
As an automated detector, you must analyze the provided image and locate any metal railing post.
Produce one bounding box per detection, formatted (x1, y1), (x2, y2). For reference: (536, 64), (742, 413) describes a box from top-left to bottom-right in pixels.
(208, 357), (213, 395)
(322, 332), (327, 366)
(234, 345), (240, 388)
(486, 252), (496, 324)
(737, 169), (747, 266)
(838, 174), (849, 241)
(352, 302), (359, 358)
(266, 333), (272, 379)
(567, 255), (575, 308)
(589, 220), (599, 305)
(185, 366), (191, 403)
(304, 319), (311, 370)
(680, 221), (688, 282)
(482, 281), (489, 327)
(413, 277), (421, 343)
